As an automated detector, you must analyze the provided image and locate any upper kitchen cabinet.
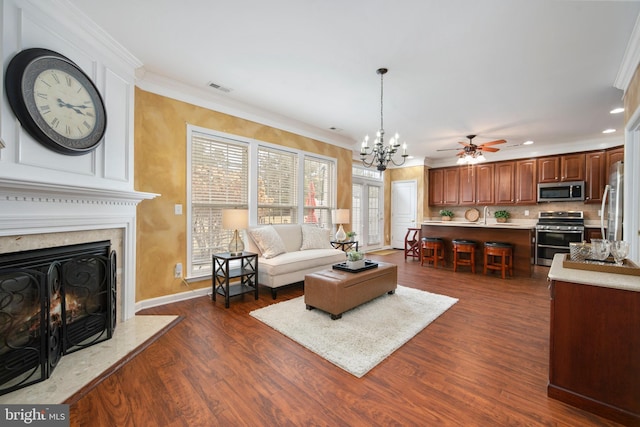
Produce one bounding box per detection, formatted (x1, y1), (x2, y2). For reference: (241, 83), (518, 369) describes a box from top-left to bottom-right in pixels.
(459, 164), (495, 205)
(515, 159), (537, 204)
(606, 146), (624, 178)
(584, 151), (606, 204)
(495, 161), (516, 204)
(429, 167), (459, 206)
(538, 154), (585, 183)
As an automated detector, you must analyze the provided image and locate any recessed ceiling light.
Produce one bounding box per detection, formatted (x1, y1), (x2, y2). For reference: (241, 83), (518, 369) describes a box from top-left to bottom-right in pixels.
(610, 107), (624, 114)
(523, 140), (534, 145)
(602, 129), (616, 134)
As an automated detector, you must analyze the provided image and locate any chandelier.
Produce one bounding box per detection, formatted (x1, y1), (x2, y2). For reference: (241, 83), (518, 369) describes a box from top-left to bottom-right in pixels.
(360, 68), (408, 171)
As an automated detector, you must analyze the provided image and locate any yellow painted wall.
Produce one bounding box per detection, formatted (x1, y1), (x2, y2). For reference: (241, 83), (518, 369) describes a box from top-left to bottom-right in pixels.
(625, 64), (640, 123)
(134, 88), (352, 301)
(384, 165), (426, 246)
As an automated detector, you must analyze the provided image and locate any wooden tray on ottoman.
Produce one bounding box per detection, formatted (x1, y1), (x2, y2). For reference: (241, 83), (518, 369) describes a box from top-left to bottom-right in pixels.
(305, 261), (397, 319)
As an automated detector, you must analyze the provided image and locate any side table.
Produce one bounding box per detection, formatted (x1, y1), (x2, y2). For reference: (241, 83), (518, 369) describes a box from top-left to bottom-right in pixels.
(212, 252), (258, 308)
(330, 240), (359, 252)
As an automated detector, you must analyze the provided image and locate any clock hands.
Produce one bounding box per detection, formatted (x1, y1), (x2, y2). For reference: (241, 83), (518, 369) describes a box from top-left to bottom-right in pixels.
(57, 98), (89, 115)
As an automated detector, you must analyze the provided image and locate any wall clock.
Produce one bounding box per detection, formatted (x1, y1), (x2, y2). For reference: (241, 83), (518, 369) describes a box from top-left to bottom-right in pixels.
(4, 48), (107, 155)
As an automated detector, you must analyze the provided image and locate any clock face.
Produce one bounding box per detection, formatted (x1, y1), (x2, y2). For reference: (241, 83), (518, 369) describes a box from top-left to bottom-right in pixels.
(5, 48), (107, 155)
(32, 68), (98, 140)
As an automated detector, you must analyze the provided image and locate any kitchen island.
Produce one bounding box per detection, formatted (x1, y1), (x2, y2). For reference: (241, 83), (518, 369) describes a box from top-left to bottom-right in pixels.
(420, 221), (535, 277)
(547, 253), (640, 426)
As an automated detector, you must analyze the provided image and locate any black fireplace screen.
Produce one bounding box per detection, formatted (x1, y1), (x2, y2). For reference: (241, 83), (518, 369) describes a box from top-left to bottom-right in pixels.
(0, 241), (116, 396)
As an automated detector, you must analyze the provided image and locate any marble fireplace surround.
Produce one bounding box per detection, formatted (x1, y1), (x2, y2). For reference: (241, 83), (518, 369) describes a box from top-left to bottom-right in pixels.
(0, 177), (157, 322)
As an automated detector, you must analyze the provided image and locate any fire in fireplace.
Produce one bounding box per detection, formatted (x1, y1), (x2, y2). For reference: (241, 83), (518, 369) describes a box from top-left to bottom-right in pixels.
(0, 241), (116, 396)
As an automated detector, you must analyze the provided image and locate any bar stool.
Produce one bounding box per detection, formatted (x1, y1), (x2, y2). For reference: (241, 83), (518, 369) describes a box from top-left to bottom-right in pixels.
(483, 242), (514, 279)
(404, 228), (421, 260)
(452, 239), (477, 273)
(421, 237), (445, 268)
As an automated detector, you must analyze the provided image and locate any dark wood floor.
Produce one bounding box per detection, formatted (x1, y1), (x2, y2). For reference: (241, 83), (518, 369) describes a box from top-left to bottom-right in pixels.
(69, 250), (623, 426)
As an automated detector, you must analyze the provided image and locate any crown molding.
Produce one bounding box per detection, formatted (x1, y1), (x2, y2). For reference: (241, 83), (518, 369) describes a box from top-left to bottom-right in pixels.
(135, 71), (355, 150)
(615, 12), (640, 92)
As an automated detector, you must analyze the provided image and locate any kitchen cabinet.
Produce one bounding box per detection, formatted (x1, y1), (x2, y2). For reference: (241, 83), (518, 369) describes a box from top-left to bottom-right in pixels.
(584, 151), (605, 204)
(429, 167), (459, 206)
(548, 258), (640, 426)
(495, 161), (516, 204)
(605, 146), (624, 178)
(514, 159), (537, 204)
(538, 153), (585, 183)
(459, 164), (494, 205)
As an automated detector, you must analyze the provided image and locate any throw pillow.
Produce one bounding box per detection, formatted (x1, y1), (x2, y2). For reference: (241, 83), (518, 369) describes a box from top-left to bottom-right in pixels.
(300, 225), (330, 250)
(248, 226), (286, 259)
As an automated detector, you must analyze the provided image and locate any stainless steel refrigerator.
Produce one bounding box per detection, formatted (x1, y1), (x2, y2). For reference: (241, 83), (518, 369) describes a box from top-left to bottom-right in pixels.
(600, 161), (624, 241)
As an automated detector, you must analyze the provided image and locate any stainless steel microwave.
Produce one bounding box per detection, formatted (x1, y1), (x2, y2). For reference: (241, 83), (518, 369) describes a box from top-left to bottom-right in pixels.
(537, 181), (585, 202)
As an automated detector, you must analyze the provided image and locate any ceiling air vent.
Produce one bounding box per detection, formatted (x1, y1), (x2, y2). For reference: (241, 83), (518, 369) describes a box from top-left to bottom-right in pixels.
(207, 81), (231, 93)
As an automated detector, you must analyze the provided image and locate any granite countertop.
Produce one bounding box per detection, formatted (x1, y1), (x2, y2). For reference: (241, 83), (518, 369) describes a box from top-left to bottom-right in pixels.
(548, 253), (640, 292)
(421, 220), (535, 230)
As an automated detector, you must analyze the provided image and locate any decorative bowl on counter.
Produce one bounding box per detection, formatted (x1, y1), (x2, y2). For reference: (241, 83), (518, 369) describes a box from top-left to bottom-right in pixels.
(465, 208), (480, 222)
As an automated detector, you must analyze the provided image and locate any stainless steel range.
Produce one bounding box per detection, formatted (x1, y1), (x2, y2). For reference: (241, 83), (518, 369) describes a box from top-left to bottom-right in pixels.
(535, 211), (585, 266)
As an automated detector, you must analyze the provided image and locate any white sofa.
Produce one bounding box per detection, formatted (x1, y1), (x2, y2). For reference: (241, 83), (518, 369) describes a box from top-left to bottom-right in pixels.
(243, 224), (346, 299)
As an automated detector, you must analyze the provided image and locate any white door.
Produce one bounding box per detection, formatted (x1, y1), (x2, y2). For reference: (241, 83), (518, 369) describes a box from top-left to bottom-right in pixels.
(391, 180), (417, 249)
(352, 181), (384, 251)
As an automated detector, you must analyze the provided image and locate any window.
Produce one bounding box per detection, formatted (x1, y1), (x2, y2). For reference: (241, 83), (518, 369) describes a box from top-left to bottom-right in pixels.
(257, 146), (297, 224)
(188, 129), (249, 277)
(187, 126), (337, 278)
(304, 156), (335, 228)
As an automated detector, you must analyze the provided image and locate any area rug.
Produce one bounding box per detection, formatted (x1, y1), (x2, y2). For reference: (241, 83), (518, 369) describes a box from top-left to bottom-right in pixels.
(366, 249), (398, 256)
(250, 286), (457, 377)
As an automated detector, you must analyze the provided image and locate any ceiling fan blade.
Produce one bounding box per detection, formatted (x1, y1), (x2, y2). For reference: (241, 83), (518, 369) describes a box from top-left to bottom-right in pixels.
(456, 150), (465, 156)
(436, 147), (465, 152)
(480, 139), (506, 146)
(480, 146), (500, 152)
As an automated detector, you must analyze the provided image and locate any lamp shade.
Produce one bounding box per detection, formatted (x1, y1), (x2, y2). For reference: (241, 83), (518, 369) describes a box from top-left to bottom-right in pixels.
(333, 209), (350, 225)
(222, 209), (248, 230)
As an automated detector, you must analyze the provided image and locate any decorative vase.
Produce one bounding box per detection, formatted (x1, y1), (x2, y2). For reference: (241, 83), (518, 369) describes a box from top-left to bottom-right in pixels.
(347, 260), (365, 270)
(497, 217), (507, 223)
(442, 216), (451, 221)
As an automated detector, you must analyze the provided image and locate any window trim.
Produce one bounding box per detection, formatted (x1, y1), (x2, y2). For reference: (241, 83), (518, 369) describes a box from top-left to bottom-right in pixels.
(186, 124), (337, 279)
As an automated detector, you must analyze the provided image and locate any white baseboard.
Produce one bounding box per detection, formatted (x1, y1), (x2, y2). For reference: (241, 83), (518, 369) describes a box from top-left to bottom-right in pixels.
(135, 286), (210, 312)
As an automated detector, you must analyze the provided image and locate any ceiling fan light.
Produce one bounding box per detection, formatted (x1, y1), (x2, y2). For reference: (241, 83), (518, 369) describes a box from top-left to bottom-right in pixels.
(457, 156), (466, 165)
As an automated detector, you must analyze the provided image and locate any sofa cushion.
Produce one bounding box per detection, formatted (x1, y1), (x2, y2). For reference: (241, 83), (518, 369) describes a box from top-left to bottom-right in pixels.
(248, 226), (286, 259)
(271, 224), (303, 253)
(300, 225), (331, 250)
(259, 248), (346, 277)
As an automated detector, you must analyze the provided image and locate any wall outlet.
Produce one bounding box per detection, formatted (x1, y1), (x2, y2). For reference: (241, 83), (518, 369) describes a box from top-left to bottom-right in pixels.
(174, 263), (182, 278)
(174, 204), (183, 215)
(598, 209), (602, 217)
(524, 210), (529, 216)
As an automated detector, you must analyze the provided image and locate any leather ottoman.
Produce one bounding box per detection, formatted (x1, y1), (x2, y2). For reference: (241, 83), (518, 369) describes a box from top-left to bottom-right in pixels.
(304, 261), (397, 319)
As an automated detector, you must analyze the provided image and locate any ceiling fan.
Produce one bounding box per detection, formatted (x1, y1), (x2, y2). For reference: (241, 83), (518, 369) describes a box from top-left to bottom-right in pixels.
(437, 135), (507, 164)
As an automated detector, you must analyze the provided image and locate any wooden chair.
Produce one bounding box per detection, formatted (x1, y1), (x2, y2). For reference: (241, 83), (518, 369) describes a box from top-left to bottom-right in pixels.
(404, 228), (421, 260)
(421, 237), (445, 268)
(452, 239), (477, 273)
(483, 242), (514, 279)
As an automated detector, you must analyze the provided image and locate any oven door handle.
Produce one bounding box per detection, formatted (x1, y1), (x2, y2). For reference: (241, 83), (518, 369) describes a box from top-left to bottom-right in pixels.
(536, 230), (584, 233)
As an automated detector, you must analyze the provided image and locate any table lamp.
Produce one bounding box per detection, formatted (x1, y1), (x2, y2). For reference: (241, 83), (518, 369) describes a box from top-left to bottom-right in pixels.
(333, 209), (350, 242)
(222, 209), (249, 255)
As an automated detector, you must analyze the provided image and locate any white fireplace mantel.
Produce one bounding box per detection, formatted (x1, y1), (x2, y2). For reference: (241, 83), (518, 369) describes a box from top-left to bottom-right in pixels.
(0, 177), (159, 320)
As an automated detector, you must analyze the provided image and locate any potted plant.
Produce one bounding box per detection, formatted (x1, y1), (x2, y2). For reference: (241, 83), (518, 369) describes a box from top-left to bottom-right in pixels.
(346, 250), (365, 269)
(494, 210), (510, 223)
(439, 209), (454, 221)
(346, 231), (357, 242)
